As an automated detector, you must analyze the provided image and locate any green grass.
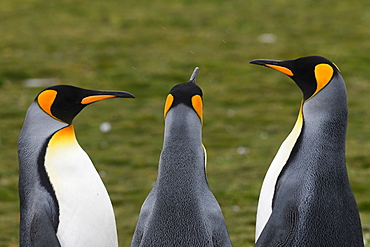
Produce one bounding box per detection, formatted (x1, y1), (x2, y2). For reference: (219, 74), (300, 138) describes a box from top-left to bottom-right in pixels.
(1, 0), (370, 246)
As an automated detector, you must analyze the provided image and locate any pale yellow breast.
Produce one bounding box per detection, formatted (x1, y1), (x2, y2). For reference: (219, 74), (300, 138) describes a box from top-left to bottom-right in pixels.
(45, 125), (118, 247)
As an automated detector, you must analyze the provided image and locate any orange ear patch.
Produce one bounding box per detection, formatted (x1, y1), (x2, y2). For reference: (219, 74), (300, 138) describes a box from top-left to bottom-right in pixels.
(265, 64), (294, 76)
(310, 63), (334, 100)
(37, 90), (58, 118)
(81, 95), (116, 105)
(164, 94), (174, 118)
(191, 95), (203, 123)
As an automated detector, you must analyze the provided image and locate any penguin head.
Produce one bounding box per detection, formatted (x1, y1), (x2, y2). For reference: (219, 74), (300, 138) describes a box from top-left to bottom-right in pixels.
(250, 56), (340, 101)
(164, 67), (203, 123)
(36, 85), (135, 124)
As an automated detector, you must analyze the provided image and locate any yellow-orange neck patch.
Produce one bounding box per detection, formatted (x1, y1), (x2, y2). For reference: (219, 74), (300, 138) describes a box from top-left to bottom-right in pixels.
(164, 94), (174, 118)
(266, 64), (294, 76)
(46, 125), (78, 162)
(191, 95), (203, 123)
(37, 90), (59, 120)
(49, 125), (77, 147)
(81, 95), (115, 105)
(308, 63), (334, 101)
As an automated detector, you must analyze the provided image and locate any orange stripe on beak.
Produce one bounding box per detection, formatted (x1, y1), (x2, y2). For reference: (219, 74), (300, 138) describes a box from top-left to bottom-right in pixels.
(81, 95), (116, 105)
(266, 64), (294, 76)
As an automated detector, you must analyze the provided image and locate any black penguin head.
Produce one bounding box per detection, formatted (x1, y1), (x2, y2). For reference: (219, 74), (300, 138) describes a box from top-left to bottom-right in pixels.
(164, 67), (203, 122)
(250, 56), (340, 101)
(36, 85), (135, 124)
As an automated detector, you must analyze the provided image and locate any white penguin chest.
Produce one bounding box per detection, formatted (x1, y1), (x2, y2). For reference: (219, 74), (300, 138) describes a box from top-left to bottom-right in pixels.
(255, 106), (303, 241)
(44, 125), (118, 247)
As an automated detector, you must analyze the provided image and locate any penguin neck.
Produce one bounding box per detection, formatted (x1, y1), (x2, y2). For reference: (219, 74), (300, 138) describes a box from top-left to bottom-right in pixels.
(19, 102), (69, 144)
(157, 104), (206, 188)
(164, 104), (203, 143)
(301, 75), (348, 153)
(18, 102), (68, 199)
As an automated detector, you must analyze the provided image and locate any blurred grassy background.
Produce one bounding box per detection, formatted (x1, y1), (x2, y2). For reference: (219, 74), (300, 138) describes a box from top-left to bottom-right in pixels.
(1, 0), (370, 246)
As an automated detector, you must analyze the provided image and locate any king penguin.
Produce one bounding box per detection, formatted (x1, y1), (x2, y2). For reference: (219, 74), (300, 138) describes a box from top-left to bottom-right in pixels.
(130, 68), (232, 247)
(18, 85), (134, 247)
(250, 56), (363, 246)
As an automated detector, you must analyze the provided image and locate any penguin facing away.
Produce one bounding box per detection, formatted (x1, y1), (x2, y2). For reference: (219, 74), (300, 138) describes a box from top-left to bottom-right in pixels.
(250, 56), (363, 246)
(18, 85), (134, 247)
(131, 68), (232, 247)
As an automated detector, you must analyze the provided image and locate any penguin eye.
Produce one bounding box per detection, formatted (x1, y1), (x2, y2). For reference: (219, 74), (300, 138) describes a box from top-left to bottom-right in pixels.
(307, 63), (334, 100)
(37, 90), (59, 119)
(191, 95), (203, 123)
(164, 94), (174, 118)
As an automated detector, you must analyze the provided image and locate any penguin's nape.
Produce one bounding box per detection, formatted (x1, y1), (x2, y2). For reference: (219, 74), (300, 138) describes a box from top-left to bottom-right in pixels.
(166, 67), (202, 104)
(164, 67), (203, 121)
(37, 85), (135, 124)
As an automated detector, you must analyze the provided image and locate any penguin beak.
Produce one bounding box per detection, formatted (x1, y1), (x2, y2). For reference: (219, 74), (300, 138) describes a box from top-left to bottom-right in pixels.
(188, 67), (200, 84)
(81, 90), (135, 105)
(250, 59), (294, 77)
